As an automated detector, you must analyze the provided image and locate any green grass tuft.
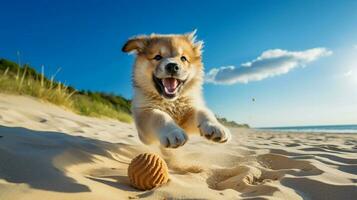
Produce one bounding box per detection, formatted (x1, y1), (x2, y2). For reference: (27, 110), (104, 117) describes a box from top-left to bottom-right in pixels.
(72, 95), (132, 123)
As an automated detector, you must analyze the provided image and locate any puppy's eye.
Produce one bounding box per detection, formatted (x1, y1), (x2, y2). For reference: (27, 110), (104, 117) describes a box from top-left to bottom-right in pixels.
(181, 56), (187, 62)
(153, 55), (162, 61)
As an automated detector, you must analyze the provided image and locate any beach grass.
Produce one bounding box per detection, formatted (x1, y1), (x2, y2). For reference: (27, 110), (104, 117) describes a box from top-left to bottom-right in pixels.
(0, 58), (132, 123)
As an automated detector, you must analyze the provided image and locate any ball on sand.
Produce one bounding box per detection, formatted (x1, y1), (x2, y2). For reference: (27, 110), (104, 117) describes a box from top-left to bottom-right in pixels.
(128, 153), (169, 190)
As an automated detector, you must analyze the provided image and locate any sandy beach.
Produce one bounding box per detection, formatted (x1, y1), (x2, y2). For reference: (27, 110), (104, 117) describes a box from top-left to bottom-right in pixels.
(0, 94), (356, 200)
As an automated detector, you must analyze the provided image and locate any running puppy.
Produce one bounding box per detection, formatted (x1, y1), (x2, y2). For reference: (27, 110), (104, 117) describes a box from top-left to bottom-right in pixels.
(122, 31), (231, 148)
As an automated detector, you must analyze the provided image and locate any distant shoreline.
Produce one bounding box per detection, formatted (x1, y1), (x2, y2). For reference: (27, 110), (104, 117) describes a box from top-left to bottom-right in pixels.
(256, 124), (357, 133)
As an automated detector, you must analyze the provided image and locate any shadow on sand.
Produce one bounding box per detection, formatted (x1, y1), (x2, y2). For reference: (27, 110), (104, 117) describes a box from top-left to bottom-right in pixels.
(0, 125), (133, 193)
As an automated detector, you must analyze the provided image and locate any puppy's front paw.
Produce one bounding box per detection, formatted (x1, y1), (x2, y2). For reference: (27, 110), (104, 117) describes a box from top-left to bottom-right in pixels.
(159, 127), (188, 148)
(199, 121), (231, 143)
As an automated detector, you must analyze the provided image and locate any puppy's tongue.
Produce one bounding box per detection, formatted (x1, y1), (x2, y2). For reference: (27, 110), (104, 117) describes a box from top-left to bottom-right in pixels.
(162, 78), (178, 94)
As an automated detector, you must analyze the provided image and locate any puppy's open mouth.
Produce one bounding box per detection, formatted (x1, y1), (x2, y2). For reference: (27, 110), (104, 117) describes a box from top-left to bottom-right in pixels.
(153, 76), (185, 99)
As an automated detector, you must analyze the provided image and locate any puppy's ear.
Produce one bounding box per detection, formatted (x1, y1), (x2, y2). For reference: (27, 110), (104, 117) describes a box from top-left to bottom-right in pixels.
(186, 29), (197, 42)
(193, 40), (204, 55)
(122, 36), (148, 53)
(185, 29), (204, 55)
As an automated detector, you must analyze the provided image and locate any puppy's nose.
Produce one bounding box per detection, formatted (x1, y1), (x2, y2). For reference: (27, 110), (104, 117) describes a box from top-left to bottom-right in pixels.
(166, 63), (180, 74)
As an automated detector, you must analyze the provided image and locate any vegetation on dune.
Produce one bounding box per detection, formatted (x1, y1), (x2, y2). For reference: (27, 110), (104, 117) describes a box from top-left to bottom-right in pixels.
(72, 91), (131, 122)
(0, 58), (132, 123)
(216, 116), (250, 128)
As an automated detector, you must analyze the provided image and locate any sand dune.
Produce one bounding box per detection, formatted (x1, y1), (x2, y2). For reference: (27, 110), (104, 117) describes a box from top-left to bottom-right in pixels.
(0, 94), (356, 200)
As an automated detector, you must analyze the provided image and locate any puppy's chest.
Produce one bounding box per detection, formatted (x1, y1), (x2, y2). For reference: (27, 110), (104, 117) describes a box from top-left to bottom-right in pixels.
(150, 97), (194, 125)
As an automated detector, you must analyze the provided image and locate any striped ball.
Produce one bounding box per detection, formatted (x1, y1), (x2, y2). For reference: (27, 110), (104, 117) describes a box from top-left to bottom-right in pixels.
(128, 153), (169, 190)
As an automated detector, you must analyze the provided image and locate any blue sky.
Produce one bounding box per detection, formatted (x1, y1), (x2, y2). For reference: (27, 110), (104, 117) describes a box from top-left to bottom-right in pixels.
(1, 0), (357, 127)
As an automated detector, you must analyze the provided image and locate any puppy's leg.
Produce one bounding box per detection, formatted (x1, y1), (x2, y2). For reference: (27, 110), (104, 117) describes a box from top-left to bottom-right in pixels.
(134, 109), (188, 148)
(195, 108), (231, 143)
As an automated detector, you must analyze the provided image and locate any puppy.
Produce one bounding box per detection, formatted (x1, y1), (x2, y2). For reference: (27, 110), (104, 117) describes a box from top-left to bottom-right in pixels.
(122, 31), (231, 148)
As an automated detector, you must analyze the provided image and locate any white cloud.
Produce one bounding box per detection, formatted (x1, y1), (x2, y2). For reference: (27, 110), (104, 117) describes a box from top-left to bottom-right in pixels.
(344, 70), (353, 77)
(354, 45), (357, 50)
(206, 48), (333, 84)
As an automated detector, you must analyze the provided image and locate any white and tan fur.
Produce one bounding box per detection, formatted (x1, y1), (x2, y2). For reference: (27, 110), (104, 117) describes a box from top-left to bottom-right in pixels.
(122, 31), (231, 148)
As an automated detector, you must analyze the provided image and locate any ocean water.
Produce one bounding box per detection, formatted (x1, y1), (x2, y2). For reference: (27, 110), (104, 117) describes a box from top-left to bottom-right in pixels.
(257, 124), (357, 133)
